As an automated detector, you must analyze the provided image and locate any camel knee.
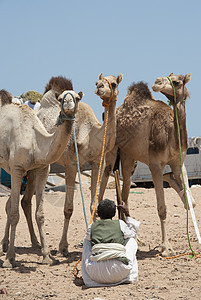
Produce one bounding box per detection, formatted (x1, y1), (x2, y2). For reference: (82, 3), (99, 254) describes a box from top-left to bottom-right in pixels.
(64, 210), (73, 220)
(5, 201), (11, 214)
(158, 207), (167, 220)
(104, 165), (112, 177)
(21, 199), (31, 210)
(36, 211), (44, 225)
(10, 212), (19, 226)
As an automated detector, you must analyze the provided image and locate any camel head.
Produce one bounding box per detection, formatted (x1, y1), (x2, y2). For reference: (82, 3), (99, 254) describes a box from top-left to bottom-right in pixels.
(0, 89), (12, 106)
(55, 90), (83, 119)
(152, 73), (191, 105)
(95, 73), (123, 104)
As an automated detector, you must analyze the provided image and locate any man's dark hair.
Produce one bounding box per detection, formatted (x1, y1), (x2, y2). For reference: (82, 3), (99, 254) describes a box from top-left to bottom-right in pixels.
(97, 199), (116, 219)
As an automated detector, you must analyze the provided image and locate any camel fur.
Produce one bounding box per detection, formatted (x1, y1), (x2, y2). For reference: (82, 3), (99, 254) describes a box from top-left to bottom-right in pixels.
(0, 88), (83, 267)
(98, 73), (195, 257)
(15, 73), (122, 257)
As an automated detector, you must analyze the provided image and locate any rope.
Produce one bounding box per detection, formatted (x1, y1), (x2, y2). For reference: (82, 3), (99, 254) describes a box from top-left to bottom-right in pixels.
(73, 76), (115, 278)
(56, 92), (77, 126)
(72, 120), (88, 228)
(166, 76), (195, 258)
(155, 251), (199, 259)
(89, 106), (109, 224)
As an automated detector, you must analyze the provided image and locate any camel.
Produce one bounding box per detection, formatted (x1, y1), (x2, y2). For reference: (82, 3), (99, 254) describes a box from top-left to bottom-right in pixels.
(0, 89), (12, 106)
(0, 88), (83, 267)
(18, 73), (122, 256)
(98, 73), (195, 257)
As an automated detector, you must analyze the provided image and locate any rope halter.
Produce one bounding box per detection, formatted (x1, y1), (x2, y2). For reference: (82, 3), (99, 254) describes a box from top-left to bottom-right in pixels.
(57, 92), (78, 126)
(101, 77), (117, 107)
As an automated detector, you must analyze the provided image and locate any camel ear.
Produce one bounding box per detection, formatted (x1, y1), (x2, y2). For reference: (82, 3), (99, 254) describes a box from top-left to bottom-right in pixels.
(184, 73), (191, 84)
(78, 91), (84, 100)
(168, 73), (174, 77)
(55, 91), (60, 100)
(99, 73), (103, 80)
(117, 73), (123, 84)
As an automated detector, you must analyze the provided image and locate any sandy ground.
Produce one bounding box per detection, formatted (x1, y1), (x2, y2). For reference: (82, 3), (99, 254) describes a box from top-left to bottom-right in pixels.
(0, 175), (201, 300)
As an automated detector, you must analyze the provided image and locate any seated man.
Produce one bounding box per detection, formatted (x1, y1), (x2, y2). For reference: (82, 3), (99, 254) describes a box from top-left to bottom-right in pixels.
(81, 199), (140, 287)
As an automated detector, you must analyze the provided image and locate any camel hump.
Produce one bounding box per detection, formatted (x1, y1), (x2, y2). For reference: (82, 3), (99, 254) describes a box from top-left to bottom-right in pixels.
(127, 81), (153, 100)
(0, 89), (12, 106)
(44, 76), (73, 95)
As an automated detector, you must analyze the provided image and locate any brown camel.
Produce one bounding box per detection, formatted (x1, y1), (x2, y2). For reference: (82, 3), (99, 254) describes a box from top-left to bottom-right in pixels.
(18, 73), (122, 256)
(98, 73), (195, 257)
(0, 88), (83, 267)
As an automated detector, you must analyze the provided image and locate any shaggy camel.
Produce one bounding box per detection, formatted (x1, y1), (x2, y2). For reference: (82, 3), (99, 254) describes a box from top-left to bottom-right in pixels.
(0, 88), (83, 267)
(19, 73), (122, 256)
(0, 89), (12, 106)
(98, 73), (195, 257)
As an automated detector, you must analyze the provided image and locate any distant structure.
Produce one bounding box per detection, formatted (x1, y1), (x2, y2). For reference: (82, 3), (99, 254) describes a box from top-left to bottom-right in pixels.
(131, 137), (201, 187)
(12, 97), (23, 104)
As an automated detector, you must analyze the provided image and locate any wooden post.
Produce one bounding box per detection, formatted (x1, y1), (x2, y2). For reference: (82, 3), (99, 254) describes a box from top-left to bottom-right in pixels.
(114, 170), (125, 222)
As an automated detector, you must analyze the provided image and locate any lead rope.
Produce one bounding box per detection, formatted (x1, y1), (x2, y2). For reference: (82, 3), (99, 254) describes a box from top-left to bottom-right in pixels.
(73, 120), (88, 228)
(73, 78), (116, 278)
(160, 77), (199, 259)
(58, 92), (88, 228)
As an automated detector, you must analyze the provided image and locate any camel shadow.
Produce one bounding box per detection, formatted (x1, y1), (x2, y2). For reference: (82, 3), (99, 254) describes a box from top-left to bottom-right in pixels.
(0, 257), (37, 273)
(49, 250), (82, 266)
(137, 248), (160, 260)
(15, 245), (41, 256)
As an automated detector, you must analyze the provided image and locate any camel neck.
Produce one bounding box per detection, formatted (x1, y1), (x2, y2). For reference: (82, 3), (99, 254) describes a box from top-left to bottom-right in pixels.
(102, 100), (116, 152)
(103, 100), (116, 123)
(45, 120), (72, 164)
(173, 102), (188, 150)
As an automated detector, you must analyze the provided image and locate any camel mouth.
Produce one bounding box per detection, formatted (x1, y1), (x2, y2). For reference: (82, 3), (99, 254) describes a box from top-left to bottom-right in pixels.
(95, 88), (105, 96)
(152, 84), (162, 92)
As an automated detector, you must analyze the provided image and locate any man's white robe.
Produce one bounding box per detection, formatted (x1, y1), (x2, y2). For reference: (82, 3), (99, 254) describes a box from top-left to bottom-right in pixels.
(81, 217), (140, 287)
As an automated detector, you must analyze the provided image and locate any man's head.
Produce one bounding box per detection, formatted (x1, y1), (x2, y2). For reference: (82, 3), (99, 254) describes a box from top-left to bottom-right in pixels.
(97, 199), (116, 219)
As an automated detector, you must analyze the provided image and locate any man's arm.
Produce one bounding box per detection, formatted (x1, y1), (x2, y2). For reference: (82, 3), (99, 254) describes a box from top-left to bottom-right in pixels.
(118, 202), (130, 217)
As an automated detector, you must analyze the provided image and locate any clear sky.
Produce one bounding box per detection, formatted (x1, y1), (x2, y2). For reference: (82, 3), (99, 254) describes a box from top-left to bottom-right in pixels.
(1, 0), (200, 137)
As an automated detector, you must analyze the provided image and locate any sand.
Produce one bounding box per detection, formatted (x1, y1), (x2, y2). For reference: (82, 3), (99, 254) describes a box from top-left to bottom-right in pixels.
(0, 176), (200, 300)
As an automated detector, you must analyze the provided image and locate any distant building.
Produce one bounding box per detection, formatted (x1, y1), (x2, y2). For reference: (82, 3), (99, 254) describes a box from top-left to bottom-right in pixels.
(131, 137), (201, 187)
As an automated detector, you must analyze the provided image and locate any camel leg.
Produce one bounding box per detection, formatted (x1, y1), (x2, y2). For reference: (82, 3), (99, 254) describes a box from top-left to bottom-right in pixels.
(0, 196), (11, 254)
(150, 163), (175, 257)
(121, 151), (137, 208)
(59, 165), (76, 256)
(164, 164), (195, 209)
(98, 146), (118, 203)
(21, 170), (40, 248)
(34, 166), (51, 264)
(3, 170), (23, 268)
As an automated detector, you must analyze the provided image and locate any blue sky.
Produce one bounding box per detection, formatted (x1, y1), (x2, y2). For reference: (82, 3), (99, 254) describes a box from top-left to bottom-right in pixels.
(1, 0), (200, 137)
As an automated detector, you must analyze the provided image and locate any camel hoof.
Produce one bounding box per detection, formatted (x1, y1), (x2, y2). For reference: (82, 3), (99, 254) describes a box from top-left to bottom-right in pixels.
(42, 255), (52, 265)
(161, 248), (175, 257)
(2, 258), (16, 268)
(60, 248), (69, 257)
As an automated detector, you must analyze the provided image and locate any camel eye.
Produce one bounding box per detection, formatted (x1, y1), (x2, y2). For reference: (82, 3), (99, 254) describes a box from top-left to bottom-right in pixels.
(172, 81), (179, 86)
(111, 83), (116, 88)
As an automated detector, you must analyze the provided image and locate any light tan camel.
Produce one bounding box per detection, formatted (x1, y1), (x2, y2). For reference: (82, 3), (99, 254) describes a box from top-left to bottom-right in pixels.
(19, 73), (122, 256)
(98, 73), (195, 257)
(0, 88), (83, 267)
